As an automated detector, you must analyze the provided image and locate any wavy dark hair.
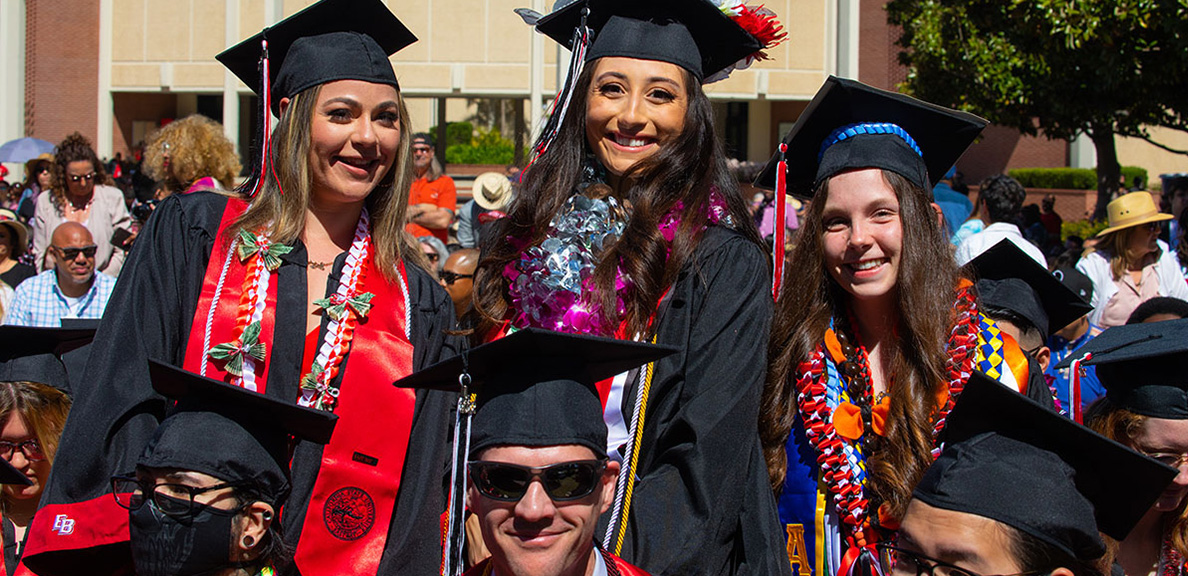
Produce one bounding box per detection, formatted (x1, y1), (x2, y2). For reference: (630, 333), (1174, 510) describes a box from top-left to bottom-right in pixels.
(760, 170), (959, 520)
(1008, 523), (1107, 576)
(51, 132), (114, 213)
(472, 58), (763, 338)
(979, 174), (1026, 224)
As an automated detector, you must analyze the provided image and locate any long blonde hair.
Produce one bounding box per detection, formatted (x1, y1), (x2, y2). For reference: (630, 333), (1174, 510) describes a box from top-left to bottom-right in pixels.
(1094, 227), (1150, 281)
(232, 84), (415, 281)
(0, 381), (71, 467)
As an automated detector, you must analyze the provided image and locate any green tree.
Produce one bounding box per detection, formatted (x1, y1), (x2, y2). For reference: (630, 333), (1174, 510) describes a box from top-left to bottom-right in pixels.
(886, 0), (1188, 218)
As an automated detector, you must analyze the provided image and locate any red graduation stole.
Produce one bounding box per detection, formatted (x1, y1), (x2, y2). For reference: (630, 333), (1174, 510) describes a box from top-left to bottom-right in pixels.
(182, 199), (417, 576)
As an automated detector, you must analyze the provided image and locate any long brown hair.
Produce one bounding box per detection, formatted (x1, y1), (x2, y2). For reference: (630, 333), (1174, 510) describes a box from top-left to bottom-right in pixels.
(0, 381), (71, 467)
(1094, 227), (1152, 281)
(1087, 399), (1188, 560)
(50, 133), (114, 213)
(760, 169), (959, 520)
(472, 59), (763, 338)
(232, 84), (414, 282)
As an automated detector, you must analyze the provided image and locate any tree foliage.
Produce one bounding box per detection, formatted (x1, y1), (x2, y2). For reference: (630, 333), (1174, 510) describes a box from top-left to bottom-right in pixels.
(886, 0), (1188, 217)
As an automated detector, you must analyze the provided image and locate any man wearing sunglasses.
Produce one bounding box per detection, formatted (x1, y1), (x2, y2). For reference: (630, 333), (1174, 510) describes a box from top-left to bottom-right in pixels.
(5, 222), (114, 327)
(114, 361), (335, 576)
(884, 372), (1174, 576)
(440, 248), (478, 320)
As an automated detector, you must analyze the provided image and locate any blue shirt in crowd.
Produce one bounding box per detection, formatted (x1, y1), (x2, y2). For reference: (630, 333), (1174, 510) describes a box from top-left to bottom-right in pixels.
(4, 269), (115, 327)
(1046, 324), (1106, 415)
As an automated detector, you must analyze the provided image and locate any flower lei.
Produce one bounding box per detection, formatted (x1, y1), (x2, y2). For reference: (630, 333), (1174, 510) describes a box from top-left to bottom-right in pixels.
(793, 283), (979, 548)
(205, 210), (378, 413)
(1162, 531), (1187, 576)
(503, 186), (730, 337)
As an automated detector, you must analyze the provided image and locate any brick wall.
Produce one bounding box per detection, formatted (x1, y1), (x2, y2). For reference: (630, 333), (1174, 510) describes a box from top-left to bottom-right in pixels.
(25, 0), (100, 146)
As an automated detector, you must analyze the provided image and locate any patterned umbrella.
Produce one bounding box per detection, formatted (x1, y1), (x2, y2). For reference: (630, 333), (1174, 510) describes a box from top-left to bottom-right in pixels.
(0, 137), (56, 163)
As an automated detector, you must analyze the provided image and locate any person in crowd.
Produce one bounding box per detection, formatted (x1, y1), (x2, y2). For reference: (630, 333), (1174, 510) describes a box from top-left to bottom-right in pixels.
(16, 155), (52, 224)
(0, 380), (70, 576)
(1045, 265), (1105, 416)
(418, 234), (448, 278)
(1076, 191), (1188, 329)
(758, 77), (1059, 576)
(1175, 208), (1188, 279)
(0, 325), (93, 576)
(441, 248), (478, 321)
(758, 191), (800, 249)
(932, 166), (972, 237)
(115, 361), (336, 576)
(1165, 176), (1187, 252)
(142, 114), (242, 198)
(457, 171), (512, 249)
(393, 329), (672, 576)
(1041, 193), (1064, 237)
(406, 133), (456, 243)
(31, 133), (132, 276)
(1021, 203), (1051, 254)
(1059, 320), (1188, 576)
(895, 369), (1175, 576)
(0, 182), (15, 213)
(965, 240), (1092, 382)
(949, 197), (985, 247)
(0, 210), (35, 288)
(4, 223), (115, 328)
(21, 2), (457, 575)
(474, 3), (789, 574)
(1127, 296), (1188, 324)
(955, 174), (1047, 266)
(0, 283), (11, 322)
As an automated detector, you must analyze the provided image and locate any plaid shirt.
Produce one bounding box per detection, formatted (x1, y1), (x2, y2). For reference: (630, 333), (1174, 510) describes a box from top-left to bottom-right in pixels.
(3, 269), (116, 327)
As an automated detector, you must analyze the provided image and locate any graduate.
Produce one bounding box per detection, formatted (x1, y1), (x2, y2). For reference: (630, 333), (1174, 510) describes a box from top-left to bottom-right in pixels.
(115, 361), (336, 576)
(1060, 320), (1188, 576)
(895, 369), (1176, 576)
(394, 328), (676, 576)
(22, 1), (458, 574)
(474, 2), (789, 573)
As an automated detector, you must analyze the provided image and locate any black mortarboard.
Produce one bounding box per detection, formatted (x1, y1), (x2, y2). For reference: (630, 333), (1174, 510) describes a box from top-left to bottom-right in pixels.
(393, 328), (676, 457)
(966, 240), (1093, 342)
(533, 0), (767, 82)
(916, 372), (1175, 561)
(754, 76), (988, 198)
(1053, 319), (1188, 419)
(138, 360), (337, 503)
(0, 458), (31, 487)
(0, 325), (96, 394)
(216, 0), (416, 115)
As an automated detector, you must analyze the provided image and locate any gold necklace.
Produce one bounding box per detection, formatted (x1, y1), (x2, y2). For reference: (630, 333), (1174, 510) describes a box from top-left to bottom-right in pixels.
(308, 260), (332, 271)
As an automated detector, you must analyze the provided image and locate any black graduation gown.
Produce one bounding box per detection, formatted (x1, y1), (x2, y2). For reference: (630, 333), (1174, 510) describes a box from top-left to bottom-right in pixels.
(609, 227), (792, 576)
(23, 192), (458, 576)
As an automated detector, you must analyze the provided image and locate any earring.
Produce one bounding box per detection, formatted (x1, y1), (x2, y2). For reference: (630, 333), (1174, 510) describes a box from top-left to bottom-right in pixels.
(242, 535), (255, 548)
(262, 510), (273, 521)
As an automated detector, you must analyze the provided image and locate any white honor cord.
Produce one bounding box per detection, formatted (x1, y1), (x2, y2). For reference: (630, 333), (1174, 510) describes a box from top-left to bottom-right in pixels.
(602, 366), (646, 548)
(200, 242), (238, 377)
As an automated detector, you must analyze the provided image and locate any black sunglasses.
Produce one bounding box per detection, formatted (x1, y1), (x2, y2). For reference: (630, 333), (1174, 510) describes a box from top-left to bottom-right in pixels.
(53, 245), (97, 260)
(68, 172), (96, 183)
(111, 475), (245, 519)
(469, 460), (606, 502)
(440, 270), (474, 285)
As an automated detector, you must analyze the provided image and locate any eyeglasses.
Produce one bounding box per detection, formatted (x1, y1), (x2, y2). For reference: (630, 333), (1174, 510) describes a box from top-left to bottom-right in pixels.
(412, 146), (433, 155)
(1136, 448), (1188, 469)
(35, 167), (50, 175)
(877, 543), (1047, 576)
(67, 172), (96, 183)
(423, 252), (440, 262)
(469, 460), (607, 502)
(440, 270), (474, 285)
(1143, 222), (1165, 232)
(53, 245), (97, 260)
(111, 475), (243, 519)
(0, 439), (44, 461)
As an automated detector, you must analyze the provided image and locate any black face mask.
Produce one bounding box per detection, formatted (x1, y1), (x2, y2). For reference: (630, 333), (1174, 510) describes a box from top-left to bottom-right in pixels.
(129, 502), (240, 576)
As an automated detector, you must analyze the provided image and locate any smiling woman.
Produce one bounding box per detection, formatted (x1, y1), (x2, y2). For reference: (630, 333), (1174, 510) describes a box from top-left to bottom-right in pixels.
(21, 1), (459, 576)
(471, 2), (789, 574)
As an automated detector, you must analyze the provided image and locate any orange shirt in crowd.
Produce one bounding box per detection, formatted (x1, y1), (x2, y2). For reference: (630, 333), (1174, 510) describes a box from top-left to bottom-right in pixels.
(406, 174), (456, 243)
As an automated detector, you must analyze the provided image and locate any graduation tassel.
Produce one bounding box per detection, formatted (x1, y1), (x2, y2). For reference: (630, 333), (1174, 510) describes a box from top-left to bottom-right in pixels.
(1069, 352), (1091, 424)
(442, 370), (475, 576)
(237, 32), (283, 199)
(772, 142), (788, 301)
(525, 5), (591, 172)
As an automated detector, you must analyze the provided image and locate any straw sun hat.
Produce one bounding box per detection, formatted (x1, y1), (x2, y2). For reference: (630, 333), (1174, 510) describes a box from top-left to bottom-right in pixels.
(471, 172), (513, 211)
(0, 209), (29, 255)
(1097, 191), (1173, 237)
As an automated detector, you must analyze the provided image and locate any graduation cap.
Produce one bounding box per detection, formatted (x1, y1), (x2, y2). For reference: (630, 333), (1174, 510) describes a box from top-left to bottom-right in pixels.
(965, 240), (1093, 342)
(915, 371), (1176, 561)
(533, 0), (779, 82)
(0, 325), (97, 394)
(754, 76), (988, 198)
(393, 327), (676, 575)
(394, 327), (677, 458)
(0, 458), (31, 487)
(1053, 319), (1188, 419)
(137, 360), (337, 503)
(216, 0), (416, 116)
